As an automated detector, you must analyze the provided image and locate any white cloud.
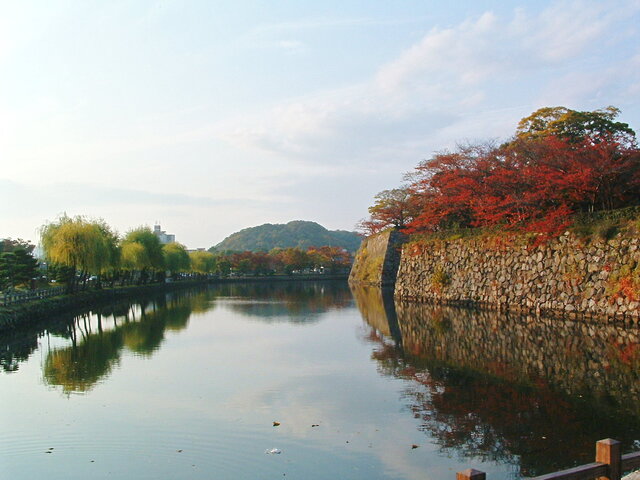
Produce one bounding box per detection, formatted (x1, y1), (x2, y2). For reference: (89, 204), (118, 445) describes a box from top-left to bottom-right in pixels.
(214, 1), (640, 168)
(523, 0), (630, 62)
(375, 12), (501, 93)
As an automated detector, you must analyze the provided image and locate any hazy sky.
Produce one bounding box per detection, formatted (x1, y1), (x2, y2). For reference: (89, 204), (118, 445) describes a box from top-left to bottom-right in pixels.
(1, 0), (639, 248)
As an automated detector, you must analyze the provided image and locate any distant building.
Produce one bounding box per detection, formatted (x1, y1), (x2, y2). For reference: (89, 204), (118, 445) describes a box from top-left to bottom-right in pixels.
(153, 224), (175, 244)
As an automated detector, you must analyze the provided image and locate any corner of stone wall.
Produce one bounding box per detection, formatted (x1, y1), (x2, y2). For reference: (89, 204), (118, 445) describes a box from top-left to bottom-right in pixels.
(381, 230), (407, 286)
(349, 229), (407, 287)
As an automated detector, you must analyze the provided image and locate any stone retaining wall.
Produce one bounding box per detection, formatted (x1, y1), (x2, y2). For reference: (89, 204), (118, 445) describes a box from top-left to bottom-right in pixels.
(393, 231), (640, 320)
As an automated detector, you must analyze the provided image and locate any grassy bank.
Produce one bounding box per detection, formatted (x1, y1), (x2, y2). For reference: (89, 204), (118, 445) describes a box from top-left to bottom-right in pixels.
(0, 281), (209, 332)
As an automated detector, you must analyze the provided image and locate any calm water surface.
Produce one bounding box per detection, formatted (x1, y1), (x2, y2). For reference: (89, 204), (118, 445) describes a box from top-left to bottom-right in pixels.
(1, 281), (639, 480)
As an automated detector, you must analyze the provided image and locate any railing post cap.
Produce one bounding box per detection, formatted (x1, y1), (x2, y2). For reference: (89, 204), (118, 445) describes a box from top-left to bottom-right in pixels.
(598, 439), (621, 446)
(457, 468), (486, 480)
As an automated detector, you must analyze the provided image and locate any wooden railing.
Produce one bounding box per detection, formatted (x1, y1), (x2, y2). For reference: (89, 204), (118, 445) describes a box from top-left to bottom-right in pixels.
(457, 440), (640, 480)
(1, 286), (65, 306)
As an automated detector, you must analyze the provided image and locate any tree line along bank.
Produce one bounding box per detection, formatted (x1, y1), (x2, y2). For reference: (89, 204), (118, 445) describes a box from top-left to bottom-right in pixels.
(1, 216), (353, 294)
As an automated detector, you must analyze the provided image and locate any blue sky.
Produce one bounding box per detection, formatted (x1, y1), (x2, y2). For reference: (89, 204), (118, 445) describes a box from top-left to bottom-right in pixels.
(1, 0), (639, 248)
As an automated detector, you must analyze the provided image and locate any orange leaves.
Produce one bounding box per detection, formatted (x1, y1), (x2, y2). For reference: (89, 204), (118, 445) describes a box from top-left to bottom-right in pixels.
(615, 276), (638, 302)
(404, 135), (640, 239)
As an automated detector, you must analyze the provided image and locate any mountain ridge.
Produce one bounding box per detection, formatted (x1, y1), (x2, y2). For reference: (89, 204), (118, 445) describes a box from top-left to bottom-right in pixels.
(211, 220), (361, 253)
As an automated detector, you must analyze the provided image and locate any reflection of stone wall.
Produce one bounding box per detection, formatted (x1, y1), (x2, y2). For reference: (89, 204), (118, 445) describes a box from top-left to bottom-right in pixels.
(395, 301), (640, 415)
(350, 285), (399, 338)
(349, 230), (406, 286)
(395, 233), (640, 319)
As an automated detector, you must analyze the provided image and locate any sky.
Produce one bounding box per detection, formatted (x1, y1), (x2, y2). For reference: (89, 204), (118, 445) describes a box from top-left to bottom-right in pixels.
(1, 0), (639, 249)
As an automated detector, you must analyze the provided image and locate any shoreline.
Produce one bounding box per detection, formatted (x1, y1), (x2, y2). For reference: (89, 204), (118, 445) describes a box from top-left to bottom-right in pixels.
(0, 274), (348, 332)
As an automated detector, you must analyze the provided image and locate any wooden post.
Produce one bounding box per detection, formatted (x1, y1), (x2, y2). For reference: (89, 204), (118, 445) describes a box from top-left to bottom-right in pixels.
(596, 438), (621, 480)
(457, 469), (486, 480)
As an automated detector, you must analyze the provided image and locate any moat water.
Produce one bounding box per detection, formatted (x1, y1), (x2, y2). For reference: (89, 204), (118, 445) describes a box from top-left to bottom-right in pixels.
(1, 281), (639, 480)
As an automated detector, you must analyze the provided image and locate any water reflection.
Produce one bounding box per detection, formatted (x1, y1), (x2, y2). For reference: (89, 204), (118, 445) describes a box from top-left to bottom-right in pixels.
(43, 291), (204, 394)
(0, 328), (39, 372)
(1, 282), (352, 393)
(213, 281), (353, 321)
(4, 282), (638, 479)
(352, 286), (640, 476)
(44, 325), (123, 393)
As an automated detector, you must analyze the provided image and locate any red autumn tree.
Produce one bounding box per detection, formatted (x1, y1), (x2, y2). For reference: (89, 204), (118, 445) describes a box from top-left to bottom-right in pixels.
(307, 246), (352, 272)
(393, 107), (639, 238)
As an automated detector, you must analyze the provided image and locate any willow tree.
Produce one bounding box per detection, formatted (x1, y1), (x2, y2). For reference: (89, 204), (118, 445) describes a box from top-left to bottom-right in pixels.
(94, 220), (120, 287)
(40, 215), (119, 293)
(189, 250), (216, 277)
(121, 227), (164, 284)
(163, 242), (191, 278)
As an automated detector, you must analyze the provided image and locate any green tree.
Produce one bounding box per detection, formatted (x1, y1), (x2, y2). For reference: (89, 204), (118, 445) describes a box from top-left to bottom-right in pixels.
(121, 227), (164, 284)
(0, 238), (36, 254)
(0, 247), (39, 290)
(163, 242), (191, 277)
(47, 264), (75, 285)
(213, 254), (231, 276)
(189, 250), (216, 276)
(516, 106), (636, 145)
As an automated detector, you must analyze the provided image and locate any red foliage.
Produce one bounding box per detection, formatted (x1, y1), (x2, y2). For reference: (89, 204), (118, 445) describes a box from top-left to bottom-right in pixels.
(355, 218), (387, 236)
(403, 136), (640, 237)
(615, 276), (638, 302)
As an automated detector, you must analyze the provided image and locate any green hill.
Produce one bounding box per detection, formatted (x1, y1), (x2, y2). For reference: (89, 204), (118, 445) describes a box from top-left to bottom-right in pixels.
(211, 221), (362, 253)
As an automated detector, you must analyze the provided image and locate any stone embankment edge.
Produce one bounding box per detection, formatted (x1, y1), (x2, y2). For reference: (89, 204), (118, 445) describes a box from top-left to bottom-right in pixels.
(349, 227), (640, 321)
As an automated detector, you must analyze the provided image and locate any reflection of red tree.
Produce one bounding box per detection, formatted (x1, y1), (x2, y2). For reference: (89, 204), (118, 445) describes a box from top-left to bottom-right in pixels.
(608, 340), (640, 373)
(220, 282), (353, 318)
